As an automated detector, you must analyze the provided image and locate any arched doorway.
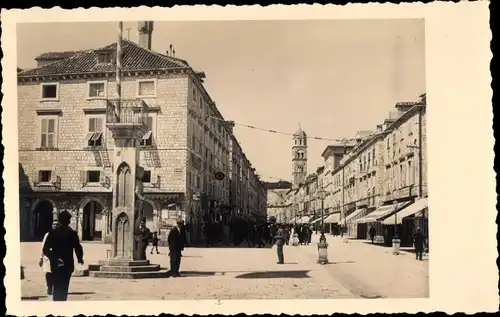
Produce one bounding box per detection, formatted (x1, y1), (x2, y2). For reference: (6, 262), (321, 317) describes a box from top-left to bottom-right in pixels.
(33, 200), (54, 240)
(82, 201), (104, 241)
(143, 201), (155, 232)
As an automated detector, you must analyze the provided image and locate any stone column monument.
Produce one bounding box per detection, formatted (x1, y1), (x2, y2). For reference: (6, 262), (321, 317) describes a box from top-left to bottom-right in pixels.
(90, 101), (168, 279)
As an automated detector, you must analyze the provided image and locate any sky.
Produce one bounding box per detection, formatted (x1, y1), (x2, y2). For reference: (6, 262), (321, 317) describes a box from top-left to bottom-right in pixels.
(17, 19), (426, 183)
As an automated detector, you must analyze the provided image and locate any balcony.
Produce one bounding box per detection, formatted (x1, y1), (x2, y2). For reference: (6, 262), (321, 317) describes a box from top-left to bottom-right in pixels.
(106, 99), (149, 125)
(356, 197), (370, 208)
(105, 99), (149, 138)
(383, 185), (418, 202)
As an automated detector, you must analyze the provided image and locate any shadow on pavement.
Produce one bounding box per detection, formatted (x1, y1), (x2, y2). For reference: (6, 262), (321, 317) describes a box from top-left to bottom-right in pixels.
(69, 291), (96, 295)
(179, 271), (217, 277)
(189, 244), (273, 249)
(22, 295), (48, 300)
(326, 261), (356, 265)
(235, 270), (310, 279)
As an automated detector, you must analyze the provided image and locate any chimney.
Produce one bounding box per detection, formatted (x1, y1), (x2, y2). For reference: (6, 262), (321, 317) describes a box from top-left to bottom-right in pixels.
(376, 124), (383, 133)
(137, 21), (154, 50)
(395, 101), (414, 116)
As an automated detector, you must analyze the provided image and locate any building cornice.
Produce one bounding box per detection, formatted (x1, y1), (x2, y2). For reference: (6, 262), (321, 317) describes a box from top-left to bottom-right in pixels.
(17, 67), (191, 84)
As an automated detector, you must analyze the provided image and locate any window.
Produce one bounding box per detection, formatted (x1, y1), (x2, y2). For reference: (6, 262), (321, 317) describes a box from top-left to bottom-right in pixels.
(87, 171), (100, 183)
(38, 170), (52, 183)
(40, 117), (57, 148)
(141, 116), (154, 146)
(97, 51), (113, 64)
(85, 117), (104, 147)
(41, 83), (58, 100)
(142, 171), (152, 183)
(199, 96), (203, 109)
(137, 80), (156, 97)
(193, 87), (197, 102)
(88, 81), (106, 98)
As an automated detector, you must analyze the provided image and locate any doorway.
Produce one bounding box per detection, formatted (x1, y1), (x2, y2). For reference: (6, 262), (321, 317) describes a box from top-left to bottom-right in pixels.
(143, 202), (155, 231)
(82, 201), (104, 241)
(33, 200), (54, 241)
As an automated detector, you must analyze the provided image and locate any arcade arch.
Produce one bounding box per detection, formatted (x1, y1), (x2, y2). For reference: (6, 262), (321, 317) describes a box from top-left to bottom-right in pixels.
(31, 199), (56, 241)
(79, 197), (106, 241)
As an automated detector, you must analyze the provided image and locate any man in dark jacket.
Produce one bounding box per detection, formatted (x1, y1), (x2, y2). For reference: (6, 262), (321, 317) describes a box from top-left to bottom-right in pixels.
(167, 219), (185, 277)
(275, 225), (286, 264)
(413, 228), (426, 261)
(43, 210), (84, 301)
(369, 226), (376, 244)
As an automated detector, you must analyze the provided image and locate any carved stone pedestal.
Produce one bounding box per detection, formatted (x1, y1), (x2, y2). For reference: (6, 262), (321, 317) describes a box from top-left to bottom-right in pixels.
(90, 259), (168, 279)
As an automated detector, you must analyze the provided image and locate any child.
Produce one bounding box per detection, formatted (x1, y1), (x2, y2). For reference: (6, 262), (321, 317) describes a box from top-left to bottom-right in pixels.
(150, 232), (160, 254)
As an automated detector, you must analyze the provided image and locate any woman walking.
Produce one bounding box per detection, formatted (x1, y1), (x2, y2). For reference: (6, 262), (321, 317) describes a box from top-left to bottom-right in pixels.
(39, 220), (59, 295)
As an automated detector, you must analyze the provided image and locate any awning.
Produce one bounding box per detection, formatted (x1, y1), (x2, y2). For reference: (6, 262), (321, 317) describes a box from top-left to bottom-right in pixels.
(383, 198), (428, 225)
(342, 208), (366, 224)
(324, 213), (340, 224)
(297, 216), (310, 224)
(353, 202), (410, 224)
(311, 215), (328, 224)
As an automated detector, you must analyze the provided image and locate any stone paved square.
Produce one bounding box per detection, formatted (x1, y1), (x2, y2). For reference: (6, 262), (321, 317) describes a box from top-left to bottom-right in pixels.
(21, 238), (428, 301)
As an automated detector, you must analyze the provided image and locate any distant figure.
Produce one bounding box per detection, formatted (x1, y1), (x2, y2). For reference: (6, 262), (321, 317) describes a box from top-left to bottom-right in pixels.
(413, 228), (426, 261)
(43, 211), (84, 301)
(39, 220), (59, 295)
(167, 219), (185, 277)
(150, 232), (160, 254)
(275, 225), (286, 264)
(369, 226), (376, 244)
(135, 218), (151, 260)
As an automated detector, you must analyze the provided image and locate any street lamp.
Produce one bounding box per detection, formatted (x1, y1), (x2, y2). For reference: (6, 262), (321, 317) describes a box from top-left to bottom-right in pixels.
(316, 187), (328, 264)
(392, 199), (401, 255)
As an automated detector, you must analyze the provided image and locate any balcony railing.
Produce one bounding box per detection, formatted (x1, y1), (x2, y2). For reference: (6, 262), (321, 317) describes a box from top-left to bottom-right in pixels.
(106, 99), (149, 125)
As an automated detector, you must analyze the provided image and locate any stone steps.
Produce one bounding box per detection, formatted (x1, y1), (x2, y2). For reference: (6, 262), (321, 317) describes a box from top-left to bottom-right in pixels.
(100, 264), (161, 272)
(90, 269), (169, 279)
(98, 259), (150, 266)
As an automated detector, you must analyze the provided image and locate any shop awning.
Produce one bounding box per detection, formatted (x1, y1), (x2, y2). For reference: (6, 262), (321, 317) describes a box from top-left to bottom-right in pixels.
(342, 209), (366, 224)
(383, 198), (428, 225)
(353, 202), (410, 224)
(311, 214), (327, 224)
(324, 213), (340, 224)
(297, 216), (310, 224)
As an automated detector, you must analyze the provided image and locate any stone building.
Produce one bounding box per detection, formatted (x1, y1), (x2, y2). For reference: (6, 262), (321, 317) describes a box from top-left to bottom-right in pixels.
(264, 181), (292, 222)
(278, 94), (428, 246)
(18, 22), (265, 242)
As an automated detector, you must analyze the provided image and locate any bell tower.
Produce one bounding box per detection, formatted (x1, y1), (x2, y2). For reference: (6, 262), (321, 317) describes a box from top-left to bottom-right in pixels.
(292, 124), (308, 189)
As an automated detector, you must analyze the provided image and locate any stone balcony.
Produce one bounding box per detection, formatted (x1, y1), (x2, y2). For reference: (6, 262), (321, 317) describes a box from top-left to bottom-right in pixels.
(106, 99), (149, 125)
(105, 99), (149, 139)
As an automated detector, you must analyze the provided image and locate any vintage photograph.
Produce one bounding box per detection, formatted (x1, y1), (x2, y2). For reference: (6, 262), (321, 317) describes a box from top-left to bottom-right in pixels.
(16, 18), (429, 301)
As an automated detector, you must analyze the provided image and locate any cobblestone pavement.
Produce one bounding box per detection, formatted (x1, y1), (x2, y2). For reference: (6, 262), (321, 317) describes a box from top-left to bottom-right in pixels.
(20, 242), (354, 301)
(303, 234), (429, 298)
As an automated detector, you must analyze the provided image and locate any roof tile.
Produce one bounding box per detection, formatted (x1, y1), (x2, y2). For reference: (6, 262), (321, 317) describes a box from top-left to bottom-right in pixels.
(19, 40), (190, 77)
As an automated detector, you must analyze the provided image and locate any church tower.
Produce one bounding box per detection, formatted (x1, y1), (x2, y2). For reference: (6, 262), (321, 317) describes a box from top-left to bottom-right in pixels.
(292, 125), (308, 189)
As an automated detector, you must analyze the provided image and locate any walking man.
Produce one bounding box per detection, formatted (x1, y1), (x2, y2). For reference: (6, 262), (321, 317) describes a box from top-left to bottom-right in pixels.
(39, 219), (59, 295)
(413, 228), (426, 261)
(369, 226), (376, 244)
(43, 210), (84, 301)
(275, 225), (286, 264)
(150, 232), (160, 254)
(167, 219), (185, 277)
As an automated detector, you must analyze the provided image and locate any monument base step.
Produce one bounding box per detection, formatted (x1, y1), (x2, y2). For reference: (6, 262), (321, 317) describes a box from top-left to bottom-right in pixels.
(88, 264), (101, 272)
(90, 269), (169, 279)
(72, 269), (89, 277)
(100, 264), (161, 272)
(98, 259), (150, 267)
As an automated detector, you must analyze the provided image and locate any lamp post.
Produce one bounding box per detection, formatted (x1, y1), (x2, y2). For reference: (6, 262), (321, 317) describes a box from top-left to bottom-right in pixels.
(316, 187), (328, 264)
(392, 198), (401, 255)
(192, 191), (200, 246)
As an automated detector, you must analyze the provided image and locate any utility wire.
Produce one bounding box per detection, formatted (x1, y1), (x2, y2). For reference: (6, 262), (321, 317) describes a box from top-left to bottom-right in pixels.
(207, 116), (375, 143)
